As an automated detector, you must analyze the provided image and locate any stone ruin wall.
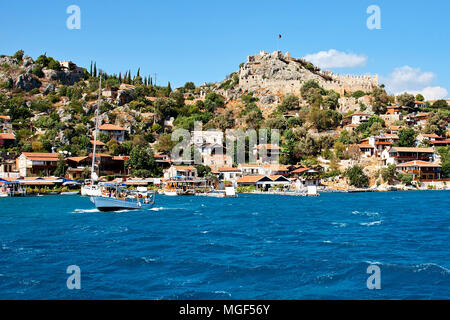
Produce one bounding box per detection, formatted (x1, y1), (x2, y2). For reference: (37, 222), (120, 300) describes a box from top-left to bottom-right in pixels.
(238, 51), (378, 97)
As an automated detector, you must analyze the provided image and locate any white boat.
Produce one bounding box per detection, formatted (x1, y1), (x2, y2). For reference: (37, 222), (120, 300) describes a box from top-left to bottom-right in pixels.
(164, 189), (179, 196)
(90, 184), (156, 212)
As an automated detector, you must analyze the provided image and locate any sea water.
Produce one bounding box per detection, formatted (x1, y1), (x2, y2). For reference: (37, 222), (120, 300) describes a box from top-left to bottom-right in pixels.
(0, 191), (449, 299)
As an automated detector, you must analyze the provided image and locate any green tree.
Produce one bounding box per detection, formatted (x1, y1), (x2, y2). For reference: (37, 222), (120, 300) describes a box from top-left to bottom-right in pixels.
(125, 147), (159, 177)
(204, 92), (225, 113)
(437, 146), (450, 178)
(397, 128), (417, 147)
(415, 94), (425, 102)
(397, 92), (415, 108)
(372, 87), (389, 114)
(345, 165), (369, 188)
(13, 50), (24, 61)
(54, 155), (66, 177)
(279, 94), (300, 111)
(431, 99), (449, 110)
(381, 164), (397, 183)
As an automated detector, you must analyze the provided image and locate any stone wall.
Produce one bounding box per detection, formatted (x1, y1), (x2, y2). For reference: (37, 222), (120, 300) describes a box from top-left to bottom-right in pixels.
(238, 51), (378, 96)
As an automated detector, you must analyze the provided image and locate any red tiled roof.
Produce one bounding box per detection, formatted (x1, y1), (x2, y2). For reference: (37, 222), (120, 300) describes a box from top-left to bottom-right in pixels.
(173, 166), (196, 170)
(0, 133), (16, 140)
(22, 153), (59, 161)
(90, 140), (106, 146)
(397, 161), (441, 168)
(237, 176), (266, 183)
(67, 156), (89, 163)
(89, 153), (112, 158)
(218, 167), (241, 172)
(291, 167), (310, 174)
(99, 124), (125, 131)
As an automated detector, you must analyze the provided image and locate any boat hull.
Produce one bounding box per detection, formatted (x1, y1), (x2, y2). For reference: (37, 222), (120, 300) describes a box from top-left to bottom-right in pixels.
(91, 196), (154, 212)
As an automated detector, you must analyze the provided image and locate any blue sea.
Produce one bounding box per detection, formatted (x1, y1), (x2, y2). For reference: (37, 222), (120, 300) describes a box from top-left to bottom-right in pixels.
(0, 191), (449, 300)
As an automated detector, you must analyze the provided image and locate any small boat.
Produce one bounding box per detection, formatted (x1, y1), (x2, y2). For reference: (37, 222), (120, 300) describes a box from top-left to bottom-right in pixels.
(91, 184), (156, 212)
(61, 191), (80, 195)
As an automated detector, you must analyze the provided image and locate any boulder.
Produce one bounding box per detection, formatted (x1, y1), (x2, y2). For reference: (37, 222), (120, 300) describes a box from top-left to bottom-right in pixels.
(43, 83), (55, 95)
(116, 89), (134, 106)
(15, 74), (41, 91)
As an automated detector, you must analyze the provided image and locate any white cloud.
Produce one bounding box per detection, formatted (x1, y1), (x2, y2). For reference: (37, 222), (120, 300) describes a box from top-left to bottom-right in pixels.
(408, 87), (448, 101)
(303, 49), (367, 69)
(382, 66), (448, 100)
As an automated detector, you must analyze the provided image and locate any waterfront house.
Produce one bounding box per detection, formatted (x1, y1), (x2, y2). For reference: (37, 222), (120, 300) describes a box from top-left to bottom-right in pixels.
(238, 163), (264, 176)
(98, 124), (127, 142)
(66, 156), (91, 180)
(396, 161), (442, 181)
(215, 167), (242, 186)
(164, 165), (197, 179)
(382, 147), (435, 165)
(290, 167), (320, 189)
(262, 164), (291, 177)
(17, 152), (60, 177)
(0, 152), (19, 179)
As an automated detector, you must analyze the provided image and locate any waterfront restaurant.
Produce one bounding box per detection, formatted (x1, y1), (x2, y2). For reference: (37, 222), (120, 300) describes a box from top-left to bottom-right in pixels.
(396, 161), (442, 181)
(236, 175), (290, 191)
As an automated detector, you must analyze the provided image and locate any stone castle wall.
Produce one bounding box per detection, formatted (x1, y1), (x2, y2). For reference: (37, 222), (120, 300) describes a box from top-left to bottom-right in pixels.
(238, 51), (378, 96)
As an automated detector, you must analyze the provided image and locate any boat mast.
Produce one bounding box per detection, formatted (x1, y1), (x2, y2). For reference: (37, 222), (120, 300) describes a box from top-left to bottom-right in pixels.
(91, 75), (102, 180)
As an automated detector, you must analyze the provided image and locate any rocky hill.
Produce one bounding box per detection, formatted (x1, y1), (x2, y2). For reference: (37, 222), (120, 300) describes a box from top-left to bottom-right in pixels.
(214, 50), (378, 108)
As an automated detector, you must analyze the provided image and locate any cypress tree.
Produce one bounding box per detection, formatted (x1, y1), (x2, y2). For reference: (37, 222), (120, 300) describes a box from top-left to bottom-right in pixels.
(118, 72), (122, 83)
(137, 68), (140, 77)
(167, 81), (172, 94)
(93, 62), (97, 78)
(90, 61), (92, 76)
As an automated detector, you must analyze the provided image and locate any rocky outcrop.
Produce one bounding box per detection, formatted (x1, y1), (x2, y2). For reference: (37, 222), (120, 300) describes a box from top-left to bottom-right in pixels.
(15, 74), (41, 91)
(43, 68), (84, 86)
(116, 87), (135, 106)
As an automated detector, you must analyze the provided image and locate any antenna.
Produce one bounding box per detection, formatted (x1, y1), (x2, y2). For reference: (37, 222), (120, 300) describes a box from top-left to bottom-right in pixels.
(91, 74), (102, 180)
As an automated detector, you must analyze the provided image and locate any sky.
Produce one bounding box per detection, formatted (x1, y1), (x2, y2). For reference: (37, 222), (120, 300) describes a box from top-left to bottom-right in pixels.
(1, 0), (449, 99)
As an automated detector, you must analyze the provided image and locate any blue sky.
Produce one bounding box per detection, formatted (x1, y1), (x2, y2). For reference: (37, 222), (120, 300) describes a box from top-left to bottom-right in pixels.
(1, 0), (449, 99)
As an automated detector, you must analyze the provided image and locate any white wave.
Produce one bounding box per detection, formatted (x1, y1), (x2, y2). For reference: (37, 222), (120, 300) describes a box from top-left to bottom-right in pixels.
(73, 208), (99, 214)
(331, 222), (347, 228)
(360, 220), (383, 226)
